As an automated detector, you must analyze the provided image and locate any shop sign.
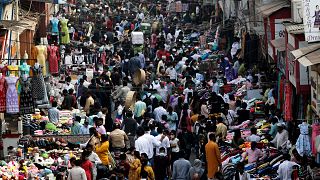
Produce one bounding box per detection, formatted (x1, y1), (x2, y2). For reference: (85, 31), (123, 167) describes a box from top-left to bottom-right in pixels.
(302, 0), (320, 42)
(275, 19), (291, 39)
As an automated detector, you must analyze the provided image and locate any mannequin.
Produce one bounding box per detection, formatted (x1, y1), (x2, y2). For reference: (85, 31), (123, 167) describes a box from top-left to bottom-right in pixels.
(60, 17), (70, 44)
(20, 73), (35, 114)
(20, 61), (30, 77)
(5, 73), (19, 114)
(35, 45), (47, 75)
(296, 120), (311, 156)
(47, 44), (59, 74)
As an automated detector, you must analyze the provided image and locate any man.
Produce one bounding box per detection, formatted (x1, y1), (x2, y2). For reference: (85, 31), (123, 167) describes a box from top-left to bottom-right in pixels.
(71, 116), (83, 135)
(205, 133), (221, 179)
(153, 101), (168, 122)
(77, 78), (88, 98)
(215, 117), (227, 141)
(68, 158), (86, 180)
(155, 127), (170, 156)
(277, 154), (298, 180)
(271, 123), (289, 150)
(62, 89), (74, 110)
(172, 150), (191, 180)
(113, 81), (130, 102)
(166, 62), (177, 82)
(133, 97), (146, 124)
(80, 120), (92, 135)
(122, 110), (137, 148)
(48, 101), (59, 124)
(157, 82), (169, 103)
(64, 76), (74, 91)
(86, 144), (102, 180)
(247, 127), (261, 142)
(109, 123), (129, 150)
(154, 147), (170, 180)
(135, 126), (163, 165)
(183, 85), (193, 104)
(212, 77), (220, 95)
(82, 75), (91, 88)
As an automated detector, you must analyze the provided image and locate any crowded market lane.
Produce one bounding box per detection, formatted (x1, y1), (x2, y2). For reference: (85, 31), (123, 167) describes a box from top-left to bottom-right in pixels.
(0, 0), (320, 180)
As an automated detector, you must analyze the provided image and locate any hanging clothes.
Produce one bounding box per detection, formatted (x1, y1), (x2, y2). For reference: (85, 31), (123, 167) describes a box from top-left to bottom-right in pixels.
(312, 123), (320, 155)
(0, 65), (8, 76)
(36, 45), (47, 76)
(31, 66), (45, 101)
(7, 65), (19, 76)
(19, 63), (30, 77)
(295, 122), (311, 156)
(20, 78), (35, 115)
(47, 45), (60, 74)
(0, 76), (6, 112)
(5, 76), (19, 114)
(50, 17), (59, 34)
(60, 18), (70, 44)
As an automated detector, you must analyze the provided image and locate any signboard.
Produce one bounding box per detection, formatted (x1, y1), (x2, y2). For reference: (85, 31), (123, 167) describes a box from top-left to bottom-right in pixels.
(275, 19), (291, 39)
(302, 0), (320, 42)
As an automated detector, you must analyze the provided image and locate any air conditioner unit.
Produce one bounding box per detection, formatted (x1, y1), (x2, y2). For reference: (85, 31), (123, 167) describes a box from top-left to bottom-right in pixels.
(292, 0), (303, 23)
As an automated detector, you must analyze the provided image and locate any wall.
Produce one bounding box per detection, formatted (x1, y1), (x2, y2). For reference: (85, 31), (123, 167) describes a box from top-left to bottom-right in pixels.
(265, 7), (291, 62)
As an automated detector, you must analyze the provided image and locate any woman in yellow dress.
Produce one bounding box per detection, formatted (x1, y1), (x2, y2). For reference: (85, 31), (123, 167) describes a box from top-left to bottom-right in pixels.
(137, 153), (155, 180)
(128, 151), (141, 180)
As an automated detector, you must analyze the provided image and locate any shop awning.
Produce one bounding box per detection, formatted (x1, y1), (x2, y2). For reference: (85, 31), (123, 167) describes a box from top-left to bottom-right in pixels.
(258, 1), (290, 17)
(285, 23), (304, 34)
(270, 37), (285, 51)
(291, 44), (320, 67)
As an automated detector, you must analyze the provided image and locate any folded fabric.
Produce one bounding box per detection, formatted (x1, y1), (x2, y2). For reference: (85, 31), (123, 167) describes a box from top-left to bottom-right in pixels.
(257, 162), (269, 170)
(270, 155), (284, 166)
(257, 166), (271, 175)
(244, 163), (256, 171)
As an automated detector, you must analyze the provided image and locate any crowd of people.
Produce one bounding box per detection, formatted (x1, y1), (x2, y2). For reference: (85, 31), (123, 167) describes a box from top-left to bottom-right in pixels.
(18, 1), (318, 180)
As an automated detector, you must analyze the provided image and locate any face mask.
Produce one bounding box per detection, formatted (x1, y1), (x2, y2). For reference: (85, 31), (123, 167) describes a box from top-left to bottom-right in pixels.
(159, 152), (166, 156)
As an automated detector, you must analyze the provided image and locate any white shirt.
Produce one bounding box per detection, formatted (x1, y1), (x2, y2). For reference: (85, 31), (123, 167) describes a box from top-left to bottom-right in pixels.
(166, 67), (177, 80)
(247, 134), (261, 142)
(153, 106), (168, 122)
(157, 87), (169, 103)
(135, 134), (161, 159)
(67, 166), (87, 180)
(170, 138), (180, 153)
(277, 160), (298, 180)
(271, 130), (289, 149)
(155, 134), (170, 155)
(64, 83), (75, 91)
(183, 88), (193, 103)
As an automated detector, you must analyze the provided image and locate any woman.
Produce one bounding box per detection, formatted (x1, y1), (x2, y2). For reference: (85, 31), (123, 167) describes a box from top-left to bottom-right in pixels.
(95, 134), (110, 166)
(81, 151), (93, 180)
(179, 103), (192, 132)
(189, 159), (205, 180)
(137, 153), (155, 180)
(129, 151), (142, 180)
